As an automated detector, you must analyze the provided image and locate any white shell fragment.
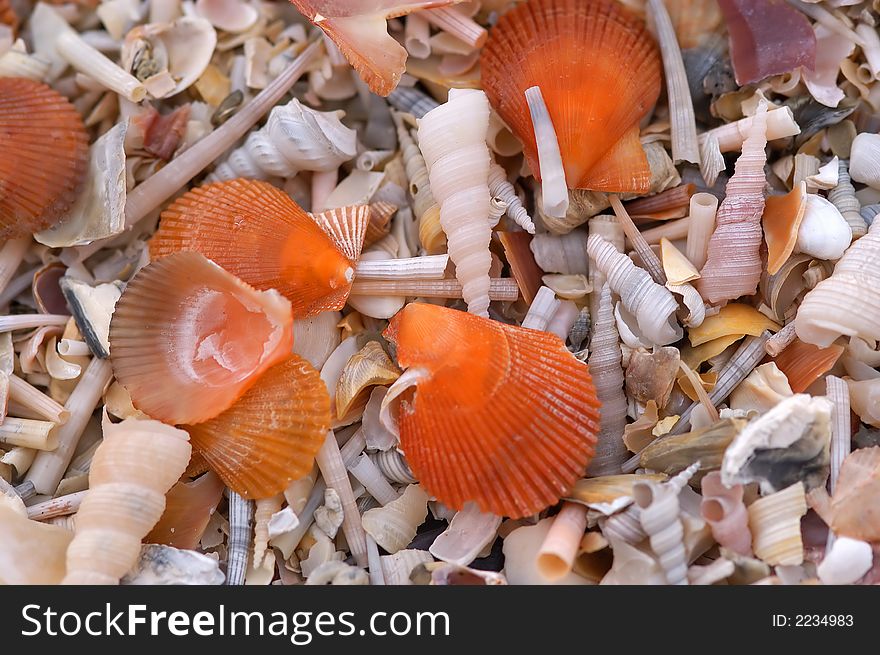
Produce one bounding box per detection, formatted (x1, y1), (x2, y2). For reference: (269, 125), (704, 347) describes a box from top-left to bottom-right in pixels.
(122, 544), (225, 585)
(722, 394), (832, 494)
(796, 194), (852, 261)
(58, 278), (124, 359)
(36, 121), (128, 248)
(817, 537), (873, 585)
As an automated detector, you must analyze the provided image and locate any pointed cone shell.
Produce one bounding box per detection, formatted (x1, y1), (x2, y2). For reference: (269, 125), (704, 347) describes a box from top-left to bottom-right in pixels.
(763, 182), (807, 276)
(480, 0), (661, 193)
(150, 179), (367, 317)
(109, 251), (294, 425)
(383, 303), (601, 518)
(186, 355), (331, 499)
(0, 78), (89, 238)
(772, 339), (844, 394)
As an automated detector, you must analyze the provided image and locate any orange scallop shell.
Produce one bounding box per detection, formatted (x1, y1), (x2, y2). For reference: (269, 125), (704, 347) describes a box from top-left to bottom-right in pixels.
(480, 0), (661, 194)
(146, 471), (225, 549)
(763, 182), (806, 276)
(186, 355), (331, 499)
(771, 338), (844, 394)
(0, 78), (89, 238)
(383, 302), (601, 518)
(109, 251), (294, 425)
(150, 178), (369, 318)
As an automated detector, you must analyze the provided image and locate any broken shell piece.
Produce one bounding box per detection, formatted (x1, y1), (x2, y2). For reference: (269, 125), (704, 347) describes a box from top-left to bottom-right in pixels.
(381, 549), (434, 585)
(305, 560), (369, 586)
(566, 474), (667, 515)
(762, 182), (807, 276)
(290, 0), (460, 95)
(122, 544), (224, 585)
(293, 311), (341, 371)
(625, 347), (680, 408)
(796, 194), (852, 261)
(335, 341), (400, 422)
(362, 484), (429, 554)
(805, 156), (839, 191)
(729, 363), (793, 415)
(821, 447), (880, 542)
(502, 518), (592, 585)
(601, 535), (667, 585)
(816, 536), (873, 585)
(147, 471), (224, 550)
(722, 394), (832, 494)
(700, 472), (752, 556)
(122, 17), (217, 99)
(195, 0), (257, 33)
(849, 132), (880, 190)
(59, 277), (123, 359)
(688, 303), (780, 347)
(747, 482), (807, 567)
(530, 230), (588, 276)
(847, 379), (880, 427)
(424, 562), (507, 586)
(36, 121), (126, 248)
(0, 504), (72, 584)
(772, 338), (844, 393)
(660, 238), (699, 285)
(429, 502), (501, 567)
(639, 419), (745, 477)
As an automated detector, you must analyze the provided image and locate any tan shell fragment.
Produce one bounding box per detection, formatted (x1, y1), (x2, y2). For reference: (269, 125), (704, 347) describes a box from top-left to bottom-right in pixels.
(362, 484), (429, 554)
(747, 482), (807, 567)
(335, 340), (401, 422)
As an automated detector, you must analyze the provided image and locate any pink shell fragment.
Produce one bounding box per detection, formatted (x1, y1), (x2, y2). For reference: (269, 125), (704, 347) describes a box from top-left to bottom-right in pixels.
(718, 0), (816, 86)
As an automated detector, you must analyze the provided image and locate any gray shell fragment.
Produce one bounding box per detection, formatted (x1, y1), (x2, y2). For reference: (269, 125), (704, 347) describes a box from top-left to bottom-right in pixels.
(59, 277), (124, 358)
(122, 544), (225, 585)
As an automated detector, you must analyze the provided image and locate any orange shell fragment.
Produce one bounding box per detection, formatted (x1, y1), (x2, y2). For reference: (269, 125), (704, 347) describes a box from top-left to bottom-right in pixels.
(186, 355), (331, 499)
(146, 471), (225, 549)
(384, 303), (601, 518)
(109, 251), (294, 425)
(0, 78), (89, 238)
(288, 1), (462, 96)
(480, 0), (661, 194)
(150, 178), (369, 318)
(771, 338), (844, 394)
(763, 182), (807, 276)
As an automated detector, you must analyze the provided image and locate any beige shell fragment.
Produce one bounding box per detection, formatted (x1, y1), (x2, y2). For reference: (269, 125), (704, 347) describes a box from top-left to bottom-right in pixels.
(747, 482), (807, 567)
(660, 238), (700, 284)
(362, 484), (429, 554)
(729, 362), (794, 415)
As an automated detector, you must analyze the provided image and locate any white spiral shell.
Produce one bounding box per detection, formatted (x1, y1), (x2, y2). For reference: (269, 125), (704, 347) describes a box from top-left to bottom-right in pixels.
(210, 98), (357, 181)
(587, 234), (683, 345)
(418, 88), (493, 316)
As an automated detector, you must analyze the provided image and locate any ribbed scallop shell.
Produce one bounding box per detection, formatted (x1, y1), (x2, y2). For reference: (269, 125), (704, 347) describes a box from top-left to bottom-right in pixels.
(480, 0), (661, 193)
(109, 251), (293, 425)
(289, 1), (458, 95)
(696, 103), (769, 304)
(418, 88), (493, 316)
(0, 78), (89, 238)
(186, 355), (331, 499)
(150, 179), (367, 317)
(63, 418), (192, 584)
(795, 220), (880, 348)
(383, 303), (601, 518)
